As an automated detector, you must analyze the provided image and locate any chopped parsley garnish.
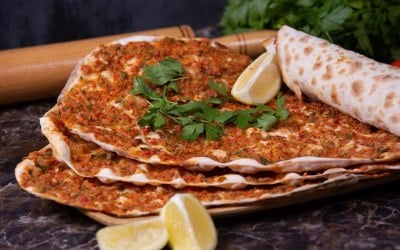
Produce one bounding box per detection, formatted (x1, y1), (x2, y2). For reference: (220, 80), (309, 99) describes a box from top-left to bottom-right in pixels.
(131, 58), (289, 141)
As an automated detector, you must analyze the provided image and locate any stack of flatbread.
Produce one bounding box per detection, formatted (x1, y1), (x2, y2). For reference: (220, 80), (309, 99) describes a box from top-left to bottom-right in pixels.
(16, 26), (400, 219)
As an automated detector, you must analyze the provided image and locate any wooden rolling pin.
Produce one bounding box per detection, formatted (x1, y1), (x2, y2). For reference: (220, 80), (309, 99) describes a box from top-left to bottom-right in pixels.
(0, 26), (276, 105)
(214, 30), (276, 58)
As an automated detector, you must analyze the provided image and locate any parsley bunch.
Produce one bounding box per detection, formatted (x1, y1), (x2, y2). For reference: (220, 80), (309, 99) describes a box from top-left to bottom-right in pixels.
(131, 58), (288, 141)
(220, 0), (400, 62)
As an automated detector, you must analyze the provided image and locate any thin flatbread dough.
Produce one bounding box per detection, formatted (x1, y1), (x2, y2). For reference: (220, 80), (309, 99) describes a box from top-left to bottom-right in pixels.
(41, 109), (400, 189)
(42, 112), (304, 189)
(15, 147), (394, 217)
(275, 25), (400, 137)
(51, 36), (400, 172)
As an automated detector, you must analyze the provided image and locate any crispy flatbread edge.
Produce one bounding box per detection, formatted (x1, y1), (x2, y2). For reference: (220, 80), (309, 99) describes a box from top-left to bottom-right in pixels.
(41, 110), (400, 190)
(82, 172), (400, 225)
(15, 149), (398, 217)
(14, 154), (148, 217)
(49, 114), (380, 174)
(41, 111), (280, 188)
(40, 110), (276, 189)
(60, 121), (386, 174)
(57, 101), (399, 174)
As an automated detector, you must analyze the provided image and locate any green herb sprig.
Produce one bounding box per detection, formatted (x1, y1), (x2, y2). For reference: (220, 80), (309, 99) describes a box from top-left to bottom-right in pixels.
(219, 0), (400, 62)
(131, 58), (289, 141)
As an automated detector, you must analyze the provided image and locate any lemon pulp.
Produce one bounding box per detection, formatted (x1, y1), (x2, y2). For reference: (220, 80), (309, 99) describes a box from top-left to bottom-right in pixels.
(96, 217), (168, 250)
(161, 193), (217, 250)
(231, 47), (281, 105)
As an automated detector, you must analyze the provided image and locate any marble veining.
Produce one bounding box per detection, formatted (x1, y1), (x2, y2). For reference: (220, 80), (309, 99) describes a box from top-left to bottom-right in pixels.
(1, 100), (400, 250)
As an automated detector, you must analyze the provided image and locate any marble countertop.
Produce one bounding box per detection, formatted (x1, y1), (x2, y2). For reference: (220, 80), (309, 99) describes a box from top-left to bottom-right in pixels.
(2, 100), (400, 250)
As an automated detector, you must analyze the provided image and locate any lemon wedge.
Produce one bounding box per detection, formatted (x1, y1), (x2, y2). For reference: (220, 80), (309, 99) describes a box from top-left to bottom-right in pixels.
(231, 44), (281, 105)
(161, 193), (217, 250)
(96, 217), (168, 250)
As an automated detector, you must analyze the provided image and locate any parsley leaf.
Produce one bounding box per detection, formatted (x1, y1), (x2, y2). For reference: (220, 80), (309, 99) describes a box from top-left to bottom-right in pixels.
(208, 80), (232, 101)
(319, 4), (353, 33)
(205, 124), (224, 140)
(254, 114), (278, 131)
(215, 111), (234, 124)
(138, 110), (165, 130)
(275, 92), (289, 120)
(143, 58), (184, 86)
(207, 97), (224, 105)
(176, 101), (205, 114)
(181, 123), (204, 141)
(234, 109), (255, 129)
(255, 103), (274, 114)
(198, 105), (218, 122)
(130, 76), (160, 100)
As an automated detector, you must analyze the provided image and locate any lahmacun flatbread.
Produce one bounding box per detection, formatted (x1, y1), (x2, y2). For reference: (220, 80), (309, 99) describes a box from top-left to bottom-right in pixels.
(16, 147), (395, 217)
(275, 25), (400, 137)
(14, 27), (400, 222)
(41, 108), (400, 190)
(48, 35), (400, 173)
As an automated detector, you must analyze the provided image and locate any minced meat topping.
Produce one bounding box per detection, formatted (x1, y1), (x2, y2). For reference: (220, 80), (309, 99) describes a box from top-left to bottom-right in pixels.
(58, 37), (400, 166)
(18, 148), (300, 217)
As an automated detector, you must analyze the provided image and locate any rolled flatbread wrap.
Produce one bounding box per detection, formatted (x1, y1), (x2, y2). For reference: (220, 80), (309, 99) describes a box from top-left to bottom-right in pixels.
(275, 25), (400, 137)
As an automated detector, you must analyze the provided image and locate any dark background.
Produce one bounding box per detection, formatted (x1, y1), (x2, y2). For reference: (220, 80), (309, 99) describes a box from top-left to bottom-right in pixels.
(0, 0), (227, 50)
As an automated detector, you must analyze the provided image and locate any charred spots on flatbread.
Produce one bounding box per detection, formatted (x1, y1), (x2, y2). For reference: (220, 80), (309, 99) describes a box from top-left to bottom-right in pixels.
(303, 46), (313, 56)
(368, 82), (379, 96)
(319, 41), (329, 48)
(347, 61), (363, 75)
(390, 114), (400, 124)
(298, 67), (304, 77)
(313, 61), (322, 70)
(311, 77), (317, 86)
(326, 56), (334, 62)
(351, 80), (364, 98)
(285, 53), (292, 66)
(322, 65), (333, 80)
(330, 85), (340, 106)
(384, 91), (396, 109)
(275, 26), (400, 137)
(373, 74), (400, 83)
(284, 43), (289, 52)
(298, 35), (310, 43)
